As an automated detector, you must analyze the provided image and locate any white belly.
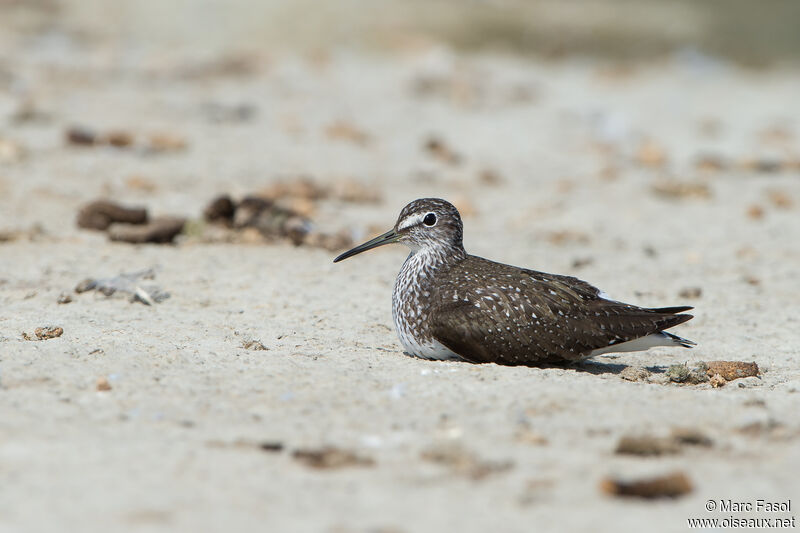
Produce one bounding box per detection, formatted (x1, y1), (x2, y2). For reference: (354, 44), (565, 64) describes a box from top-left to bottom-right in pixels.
(395, 326), (462, 360)
(392, 252), (462, 361)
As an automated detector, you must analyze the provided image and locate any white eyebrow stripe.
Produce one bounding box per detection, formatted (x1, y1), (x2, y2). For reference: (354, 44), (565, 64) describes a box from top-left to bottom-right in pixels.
(398, 213), (425, 230)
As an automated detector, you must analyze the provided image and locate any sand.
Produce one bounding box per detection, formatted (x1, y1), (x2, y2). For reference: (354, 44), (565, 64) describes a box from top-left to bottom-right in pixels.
(1, 10), (800, 533)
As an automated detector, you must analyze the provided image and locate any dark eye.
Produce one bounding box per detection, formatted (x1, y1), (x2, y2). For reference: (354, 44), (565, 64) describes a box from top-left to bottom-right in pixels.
(423, 213), (437, 226)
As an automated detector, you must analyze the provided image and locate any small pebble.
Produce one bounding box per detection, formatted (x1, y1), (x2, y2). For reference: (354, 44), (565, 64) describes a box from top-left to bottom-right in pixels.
(57, 292), (73, 304)
(600, 471), (692, 499)
(96, 376), (112, 391)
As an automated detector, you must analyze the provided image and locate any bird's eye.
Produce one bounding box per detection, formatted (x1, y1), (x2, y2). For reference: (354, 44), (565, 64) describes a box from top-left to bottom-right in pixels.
(423, 213), (437, 226)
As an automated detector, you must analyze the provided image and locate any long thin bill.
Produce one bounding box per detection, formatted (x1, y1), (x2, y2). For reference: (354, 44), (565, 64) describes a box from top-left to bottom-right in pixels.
(333, 229), (400, 263)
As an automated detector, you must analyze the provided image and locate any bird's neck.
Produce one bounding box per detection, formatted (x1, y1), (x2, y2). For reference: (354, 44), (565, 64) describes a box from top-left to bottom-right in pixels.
(406, 244), (466, 271)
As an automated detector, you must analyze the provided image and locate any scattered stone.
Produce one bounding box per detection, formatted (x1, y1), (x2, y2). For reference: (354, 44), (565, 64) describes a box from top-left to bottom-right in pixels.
(242, 339), (268, 351)
(652, 180), (711, 200)
(57, 292), (73, 304)
(694, 153), (728, 173)
(424, 136), (461, 165)
(203, 195), (237, 225)
(739, 157), (784, 173)
(96, 376), (112, 391)
(743, 275), (761, 286)
(767, 190), (792, 209)
(709, 374), (727, 388)
(292, 446), (374, 469)
(34, 326), (63, 340)
(103, 130), (135, 148)
(478, 168), (503, 186)
(146, 133), (187, 153)
(77, 200), (148, 231)
(201, 102), (257, 123)
(325, 120), (370, 146)
(258, 441), (284, 452)
(737, 419), (789, 439)
(600, 471), (692, 499)
(514, 428), (549, 446)
(670, 427), (713, 447)
(678, 287), (702, 299)
(66, 126), (98, 146)
(635, 140), (667, 168)
(125, 175), (158, 192)
(421, 442), (513, 480)
(747, 204), (765, 220)
(108, 216), (186, 244)
(544, 230), (590, 246)
(705, 361), (759, 381)
(620, 365), (651, 382)
(615, 435), (680, 456)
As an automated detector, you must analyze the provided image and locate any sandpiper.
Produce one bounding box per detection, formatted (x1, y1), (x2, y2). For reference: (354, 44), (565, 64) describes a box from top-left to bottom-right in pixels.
(334, 198), (695, 366)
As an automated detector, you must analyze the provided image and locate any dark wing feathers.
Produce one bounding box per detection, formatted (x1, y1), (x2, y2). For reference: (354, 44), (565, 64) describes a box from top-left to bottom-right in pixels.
(429, 257), (694, 366)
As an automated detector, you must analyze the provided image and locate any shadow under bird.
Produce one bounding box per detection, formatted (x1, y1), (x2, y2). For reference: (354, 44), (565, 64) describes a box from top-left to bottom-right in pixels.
(334, 198), (695, 366)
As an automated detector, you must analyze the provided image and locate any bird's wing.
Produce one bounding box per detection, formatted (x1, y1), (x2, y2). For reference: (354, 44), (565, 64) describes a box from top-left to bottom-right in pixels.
(429, 266), (692, 366)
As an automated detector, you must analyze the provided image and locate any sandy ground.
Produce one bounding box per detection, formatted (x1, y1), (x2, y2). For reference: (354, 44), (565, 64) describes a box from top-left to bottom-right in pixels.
(2, 16), (800, 533)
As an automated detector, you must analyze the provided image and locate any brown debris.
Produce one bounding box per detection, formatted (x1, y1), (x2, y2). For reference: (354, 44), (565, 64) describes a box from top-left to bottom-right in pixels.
(615, 435), (680, 456)
(694, 153), (729, 173)
(670, 427), (713, 447)
(514, 428), (549, 446)
(619, 365), (651, 382)
(739, 157), (784, 173)
(424, 136), (461, 165)
(705, 361), (759, 381)
(96, 376), (112, 391)
(241, 339), (268, 351)
(57, 292), (73, 304)
(736, 419), (792, 439)
(709, 374), (727, 388)
(652, 180), (711, 200)
(203, 195), (236, 225)
(600, 471), (692, 499)
(125, 175), (158, 192)
(108, 217), (186, 244)
(544, 230), (590, 246)
(478, 168), (503, 186)
(77, 200), (148, 231)
(666, 363), (709, 385)
(635, 140), (667, 168)
(66, 127), (98, 146)
(767, 190), (792, 209)
(678, 287), (702, 299)
(746, 204), (765, 220)
(65, 127), (187, 152)
(292, 446), (374, 470)
(571, 257), (594, 269)
(201, 192), (353, 251)
(146, 133), (187, 153)
(324, 120), (370, 146)
(28, 326), (64, 340)
(103, 131), (135, 148)
(421, 443), (513, 480)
